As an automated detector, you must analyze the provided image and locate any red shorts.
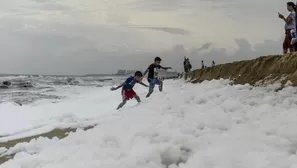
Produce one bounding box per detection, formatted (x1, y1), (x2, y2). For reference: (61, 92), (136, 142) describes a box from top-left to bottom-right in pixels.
(121, 89), (136, 100)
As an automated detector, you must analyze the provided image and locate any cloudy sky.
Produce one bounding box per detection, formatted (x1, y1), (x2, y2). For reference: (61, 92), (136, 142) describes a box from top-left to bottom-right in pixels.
(0, 0), (290, 75)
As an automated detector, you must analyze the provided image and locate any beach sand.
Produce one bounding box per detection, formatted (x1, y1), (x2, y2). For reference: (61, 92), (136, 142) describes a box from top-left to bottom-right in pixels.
(0, 126), (95, 164)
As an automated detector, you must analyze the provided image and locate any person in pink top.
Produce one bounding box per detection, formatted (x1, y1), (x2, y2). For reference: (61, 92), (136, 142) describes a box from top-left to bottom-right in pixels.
(278, 2), (296, 54)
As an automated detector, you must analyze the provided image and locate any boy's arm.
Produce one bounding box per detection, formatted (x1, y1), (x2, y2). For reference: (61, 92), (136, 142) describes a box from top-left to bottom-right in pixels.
(143, 64), (153, 76)
(143, 69), (149, 76)
(111, 82), (125, 91)
(160, 65), (172, 70)
(139, 81), (149, 87)
(143, 64), (151, 76)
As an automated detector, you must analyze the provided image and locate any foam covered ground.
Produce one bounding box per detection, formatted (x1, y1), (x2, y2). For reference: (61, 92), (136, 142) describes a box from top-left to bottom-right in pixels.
(2, 79), (297, 168)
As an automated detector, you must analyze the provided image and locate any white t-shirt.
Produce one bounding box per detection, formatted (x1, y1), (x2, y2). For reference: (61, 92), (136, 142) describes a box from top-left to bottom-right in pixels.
(153, 67), (159, 78)
(285, 12), (296, 30)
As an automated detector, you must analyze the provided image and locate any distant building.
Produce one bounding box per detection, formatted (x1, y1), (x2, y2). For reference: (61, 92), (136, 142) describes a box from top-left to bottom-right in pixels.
(115, 70), (136, 75)
(116, 70), (126, 75)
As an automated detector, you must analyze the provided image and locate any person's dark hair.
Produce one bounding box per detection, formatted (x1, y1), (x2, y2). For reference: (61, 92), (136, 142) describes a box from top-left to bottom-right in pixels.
(134, 71), (143, 77)
(287, 2), (296, 11)
(154, 57), (162, 62)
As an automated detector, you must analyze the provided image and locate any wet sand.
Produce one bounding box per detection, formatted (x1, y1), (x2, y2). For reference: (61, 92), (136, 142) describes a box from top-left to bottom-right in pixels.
(0, 125), (95, 164)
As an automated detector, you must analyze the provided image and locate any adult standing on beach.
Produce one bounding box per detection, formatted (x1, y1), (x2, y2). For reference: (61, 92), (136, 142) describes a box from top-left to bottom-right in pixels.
(278, 2), (296, 54)
(295, 1), (297, 51)
(201, 60), (205, 69)
(186, 58), (192, 71)
(183, 57), (189, 73)
(183, 57), (192, 73)
(212, 60), (215, 67)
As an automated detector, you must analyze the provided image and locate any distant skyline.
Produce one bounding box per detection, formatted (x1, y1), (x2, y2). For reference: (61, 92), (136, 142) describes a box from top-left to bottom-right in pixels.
(0, 0), (289, 75)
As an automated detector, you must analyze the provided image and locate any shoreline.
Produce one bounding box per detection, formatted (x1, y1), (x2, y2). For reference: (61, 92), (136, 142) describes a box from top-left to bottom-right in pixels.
(0, 125), (95, 165)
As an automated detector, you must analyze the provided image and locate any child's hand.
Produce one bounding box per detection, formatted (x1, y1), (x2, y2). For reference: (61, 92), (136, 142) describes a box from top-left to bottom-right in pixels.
(110, 87), (116, 91)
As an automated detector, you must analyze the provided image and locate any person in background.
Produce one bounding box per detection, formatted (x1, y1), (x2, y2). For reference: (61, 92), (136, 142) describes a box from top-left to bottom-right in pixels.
(183, 57), (192, 80)
(186, 58), (192, 71)
(278, 2), (296, 54)
(294, 1), (297, 50)
(201, 60), (205, 69)
(212, 60), (215, 67)
(183, 57), (192, 73)
(110, 71), (148, 110)
(143, 57), (172, 98)
(183, 57), (189, 73)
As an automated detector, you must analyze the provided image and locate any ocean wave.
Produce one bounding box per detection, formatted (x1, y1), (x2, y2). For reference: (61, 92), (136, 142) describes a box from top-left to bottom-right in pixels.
(0, 75), (120, 105)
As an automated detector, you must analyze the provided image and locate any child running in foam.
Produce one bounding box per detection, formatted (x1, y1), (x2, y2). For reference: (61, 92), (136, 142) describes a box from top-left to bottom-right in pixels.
(143, 56), (172, 98)
(110, 71), (148, 110)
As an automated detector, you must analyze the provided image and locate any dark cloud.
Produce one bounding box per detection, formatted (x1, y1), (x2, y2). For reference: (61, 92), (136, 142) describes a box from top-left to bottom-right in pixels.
(253, 39), (282, 56)
(160, 38), (282, 69)
(0, 31), (112, 75)
(131, 26), (190, 35)
(0, 12), (283, 75)
(0, 29), (283, 75)
(189, 42), (212, 55)
(199, 43), (212, 50)
(122, 38), (282, 72)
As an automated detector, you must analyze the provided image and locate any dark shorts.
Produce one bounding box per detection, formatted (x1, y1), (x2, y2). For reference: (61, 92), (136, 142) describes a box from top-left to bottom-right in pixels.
(121, 89), (135, 100)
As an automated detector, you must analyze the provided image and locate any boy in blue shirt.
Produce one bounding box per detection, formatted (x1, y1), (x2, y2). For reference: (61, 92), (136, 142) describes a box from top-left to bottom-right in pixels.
(111, 71), (148, 110)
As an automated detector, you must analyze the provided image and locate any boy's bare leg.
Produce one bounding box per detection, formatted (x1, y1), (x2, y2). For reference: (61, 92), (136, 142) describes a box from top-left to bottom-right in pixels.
(117, 98), (127, 110)
(134, 94), (141, 102)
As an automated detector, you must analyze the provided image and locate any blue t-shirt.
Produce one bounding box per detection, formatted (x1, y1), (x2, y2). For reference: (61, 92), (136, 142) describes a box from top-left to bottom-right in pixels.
(122, 76), (138, 91)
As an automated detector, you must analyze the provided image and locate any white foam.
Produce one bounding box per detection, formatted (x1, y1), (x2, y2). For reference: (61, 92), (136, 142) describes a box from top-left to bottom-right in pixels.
(2, 79), (297, 167)
(0, 86), (123, 141)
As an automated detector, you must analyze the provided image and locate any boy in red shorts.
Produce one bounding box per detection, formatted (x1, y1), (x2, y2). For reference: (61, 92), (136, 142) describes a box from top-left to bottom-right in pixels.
(110, 71), (148, 110)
